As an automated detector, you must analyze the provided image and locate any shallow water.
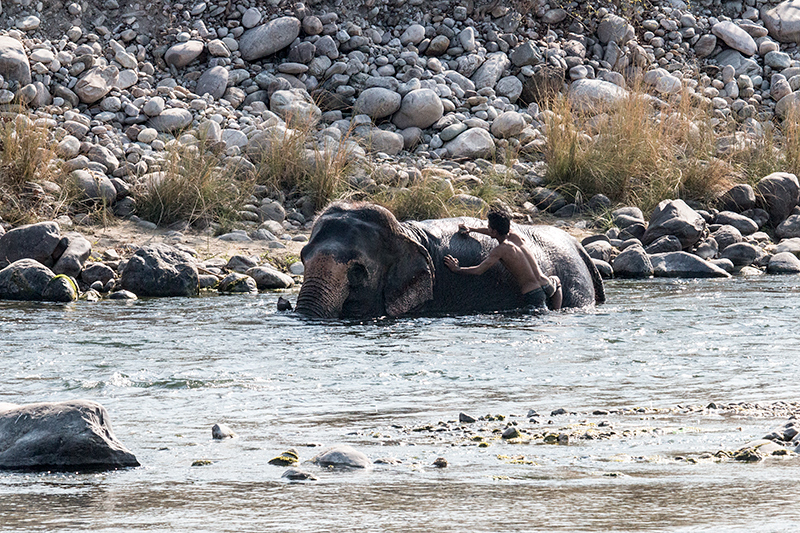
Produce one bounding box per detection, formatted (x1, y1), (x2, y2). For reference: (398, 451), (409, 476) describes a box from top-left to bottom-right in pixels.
(2, 277), (800, 532)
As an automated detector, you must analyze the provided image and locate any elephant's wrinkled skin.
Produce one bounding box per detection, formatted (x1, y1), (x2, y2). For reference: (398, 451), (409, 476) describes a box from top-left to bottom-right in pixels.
(296, 202), (605, 318)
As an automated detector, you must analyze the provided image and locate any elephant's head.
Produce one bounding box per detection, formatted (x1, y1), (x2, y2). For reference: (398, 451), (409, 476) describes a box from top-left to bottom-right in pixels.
(296, 202), (434, 318)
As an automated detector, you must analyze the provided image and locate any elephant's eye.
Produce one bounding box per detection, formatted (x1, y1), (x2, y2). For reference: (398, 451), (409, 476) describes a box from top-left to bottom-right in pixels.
(347, 263), (368, 286)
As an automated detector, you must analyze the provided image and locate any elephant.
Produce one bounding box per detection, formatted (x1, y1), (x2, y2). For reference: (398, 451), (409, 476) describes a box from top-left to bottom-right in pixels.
(295, 202), (605, 318)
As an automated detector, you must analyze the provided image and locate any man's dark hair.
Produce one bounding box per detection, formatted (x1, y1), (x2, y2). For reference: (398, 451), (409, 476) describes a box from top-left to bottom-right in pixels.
(487, 207), (511, 236)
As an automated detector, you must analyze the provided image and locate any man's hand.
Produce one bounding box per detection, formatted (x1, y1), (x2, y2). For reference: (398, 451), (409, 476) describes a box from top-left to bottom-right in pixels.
(444, 255), (460, 272)
(458, 224), (470, 235)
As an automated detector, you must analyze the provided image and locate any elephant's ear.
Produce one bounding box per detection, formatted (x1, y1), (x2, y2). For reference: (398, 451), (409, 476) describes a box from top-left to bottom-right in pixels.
(384, 234), (434, 317)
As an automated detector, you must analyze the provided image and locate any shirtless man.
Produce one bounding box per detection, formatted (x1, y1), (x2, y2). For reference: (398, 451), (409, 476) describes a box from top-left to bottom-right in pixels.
(443, 208), (562, 311)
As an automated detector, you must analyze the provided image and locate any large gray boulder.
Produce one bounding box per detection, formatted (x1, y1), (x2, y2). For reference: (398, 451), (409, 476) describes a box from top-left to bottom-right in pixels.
(720, 242), (764, 267)
(164, 41), (204, 68)
(642, 199), (706, 250)
(445, 128), (496, 159)
(712, 225), (743, 251)
(0, 36), (31, 87)
(74, 66), (118, 105)
(0, 259), (55, 300)
(597, 14), (635, 45)
(718, 184), (756, 212)
(470, 52), (510, 90)
(240, 17), (301, 61)
(195, 66), (229, 100)
(612, 244), (653, 278)
(311, 445), (371, 469)
(756, 172), (800, 226)
(715, 211), (758, 235)
(270, 89), (321, 127)
(148, 109), (193, 133)
(767, 251), (800, 274)
(353, 87), (402, 120)
(120, 244), (199, 297)
(650, 252), (731, 278)
(71, 169), (117, 205)
(568, 78), (628, 113)
(0, 400), (139, 472)
(0, 221), (61, 268)
(246, 266), (294, 290)
(52, 232), (92, 278)
(712, 21), (757, 55)
(776, 214), (800, 239)
(392, 89), (443, 130)
(762, 0), (800, 43)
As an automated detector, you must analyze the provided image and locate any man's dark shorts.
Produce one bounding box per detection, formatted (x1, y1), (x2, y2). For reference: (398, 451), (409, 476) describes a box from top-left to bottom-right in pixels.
(522, 276), (560, 311)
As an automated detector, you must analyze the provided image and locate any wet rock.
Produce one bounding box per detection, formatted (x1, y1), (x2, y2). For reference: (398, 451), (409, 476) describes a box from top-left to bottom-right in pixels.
(0, 400), (139, 471)
(120, 244), (199, 297)
(269, 449), (300, 466)
(277, 296), (293, 311)
(502, 426), (522, 439)
(108, 290), (137, 300)
(459, 412), (477, 423)
(311, 445), (371, 469)
(642, 199), (706, 250)
(776, 214), (800, 239)
(767, 252), (800, 274)
(720, 242), (763, 267)
(217, 272), (258, 294)
(432, 457), (448, 467)
(240, 17), (301, 62)
(282, 467), (317, 481)
(612, 244), (653, 278)
(52, 233), (91, 278)
(650, 252), (731, 278)
(644, 235), (682, 254)
(81, 262), (116, 286)
(0, 259), (55, 300)
(42, 274), (78, 302)
(0, 221), (61, 268)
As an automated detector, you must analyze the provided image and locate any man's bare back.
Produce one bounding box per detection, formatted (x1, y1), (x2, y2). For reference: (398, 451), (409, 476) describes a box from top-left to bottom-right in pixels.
(444, 217), (563, 310)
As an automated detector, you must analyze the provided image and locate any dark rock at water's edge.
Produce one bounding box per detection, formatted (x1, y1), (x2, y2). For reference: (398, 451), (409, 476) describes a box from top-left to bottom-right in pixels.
(0, 400), (139, 472)
(120, 244), (199, 298)
(0, 258), (77, 302)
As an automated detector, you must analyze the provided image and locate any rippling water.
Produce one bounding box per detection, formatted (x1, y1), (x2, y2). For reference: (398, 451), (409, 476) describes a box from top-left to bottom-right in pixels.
(2, 277), (800, 532)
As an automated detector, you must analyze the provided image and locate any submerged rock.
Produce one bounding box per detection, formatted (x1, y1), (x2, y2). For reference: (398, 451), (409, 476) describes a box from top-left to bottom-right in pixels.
(311, 445), (371, 469)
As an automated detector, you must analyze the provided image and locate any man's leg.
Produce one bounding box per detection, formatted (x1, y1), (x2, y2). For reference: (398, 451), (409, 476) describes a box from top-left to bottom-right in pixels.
(545, 276), (562, 310)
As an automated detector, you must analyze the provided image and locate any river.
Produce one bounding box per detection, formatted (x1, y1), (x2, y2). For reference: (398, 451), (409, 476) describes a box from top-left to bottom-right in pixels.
(2, 277), (799, 532)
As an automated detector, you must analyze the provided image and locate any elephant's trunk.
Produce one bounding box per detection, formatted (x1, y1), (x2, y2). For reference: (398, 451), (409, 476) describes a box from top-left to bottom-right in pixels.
(295, 256), (349, 318)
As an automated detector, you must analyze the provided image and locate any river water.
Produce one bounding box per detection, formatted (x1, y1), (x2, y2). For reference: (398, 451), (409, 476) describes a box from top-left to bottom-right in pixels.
(2, 277), (800, 532)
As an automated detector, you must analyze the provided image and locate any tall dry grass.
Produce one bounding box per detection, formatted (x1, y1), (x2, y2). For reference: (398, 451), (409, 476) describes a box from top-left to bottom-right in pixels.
(133, 139), (251, 229)
(0, 113), (63, 224)
(543, 89), (739, 213)
(251, 123), (357, 212)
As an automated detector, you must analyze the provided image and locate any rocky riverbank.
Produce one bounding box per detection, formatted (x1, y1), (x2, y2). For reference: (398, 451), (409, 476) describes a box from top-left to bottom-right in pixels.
(2, 0), (800, 297)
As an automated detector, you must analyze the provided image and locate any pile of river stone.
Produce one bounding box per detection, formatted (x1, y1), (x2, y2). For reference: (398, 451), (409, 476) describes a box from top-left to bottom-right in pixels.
(0, 220), (295, 301)
(578, 172), (800, 278)
(1, 0), (800, 231)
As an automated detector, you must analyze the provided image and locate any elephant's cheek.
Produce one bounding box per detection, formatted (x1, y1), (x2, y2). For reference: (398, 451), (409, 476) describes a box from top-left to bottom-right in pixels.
(296, 256), (350, 318)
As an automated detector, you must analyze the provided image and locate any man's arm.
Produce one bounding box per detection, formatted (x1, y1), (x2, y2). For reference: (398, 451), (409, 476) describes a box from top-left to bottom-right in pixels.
(444, 247), (503, 275)
(459, 223), (491, 236)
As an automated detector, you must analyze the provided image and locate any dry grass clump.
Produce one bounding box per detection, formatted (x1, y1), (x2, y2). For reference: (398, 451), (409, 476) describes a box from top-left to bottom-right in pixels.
(251, 124), (357, 212)
(0, 114), (64, 224)
(373, 176), (455, 221)
(543, 90), (738, 213)
(133, 139), (251, 229)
